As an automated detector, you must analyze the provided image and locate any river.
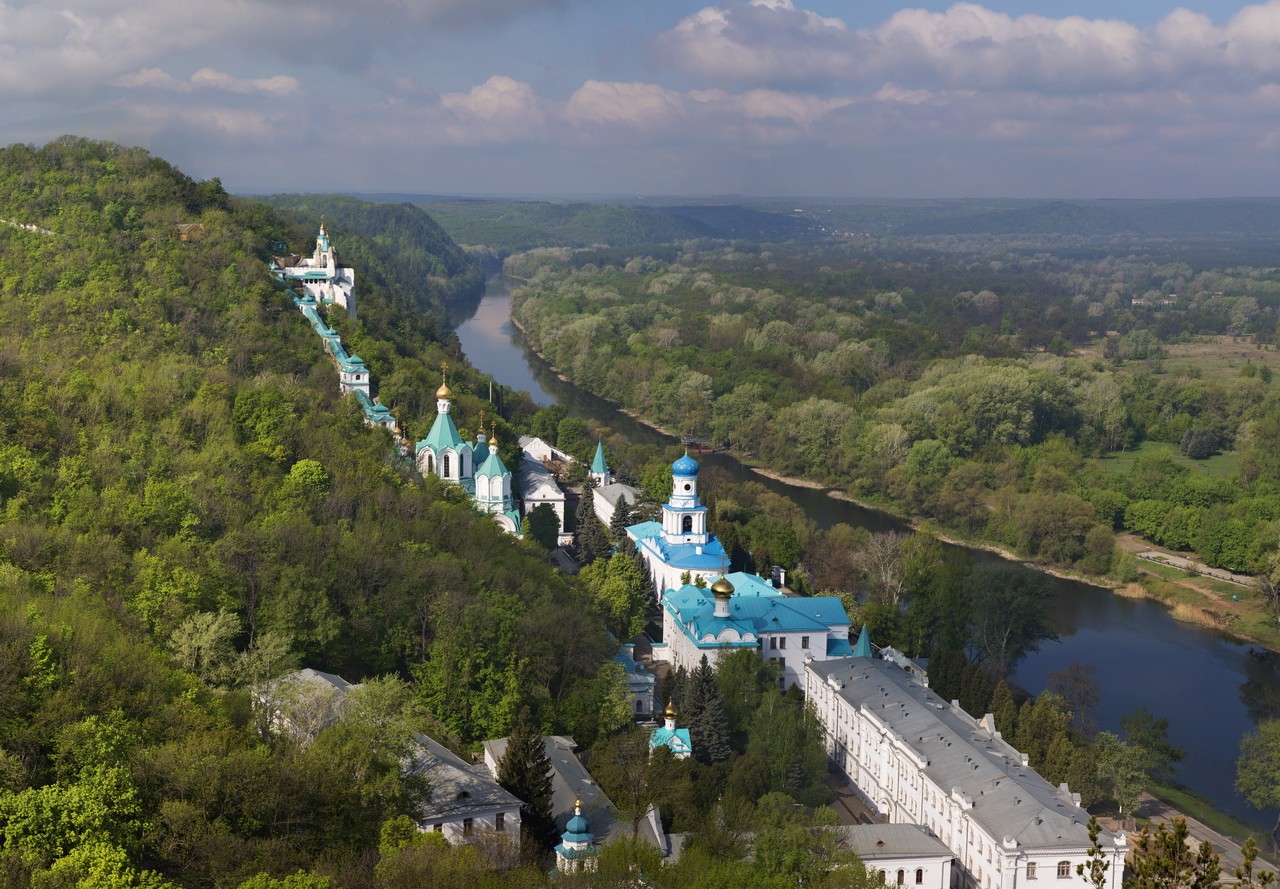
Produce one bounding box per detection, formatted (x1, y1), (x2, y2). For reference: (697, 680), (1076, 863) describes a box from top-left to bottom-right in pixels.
(455, 276), (1280, 828)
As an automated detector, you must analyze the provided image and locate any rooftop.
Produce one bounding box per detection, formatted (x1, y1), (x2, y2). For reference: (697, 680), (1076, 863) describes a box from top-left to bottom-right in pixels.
(808, 657), (1112, 852)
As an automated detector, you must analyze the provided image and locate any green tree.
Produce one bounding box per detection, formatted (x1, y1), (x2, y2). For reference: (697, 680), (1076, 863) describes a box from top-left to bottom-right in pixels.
(989, 680), (1018, 738)
(1095, 731), (1146, 823)
(574, 494), (612, 566)
(1237, 719), (1280, 851)
(497, 706), (556, 857)
(521, 503), (559, 551)
(963, 563), (1055, 675)
(1122, 707), (1185, 783)
(1129, 818), (1221, 889)
(684, 655), (732, 765)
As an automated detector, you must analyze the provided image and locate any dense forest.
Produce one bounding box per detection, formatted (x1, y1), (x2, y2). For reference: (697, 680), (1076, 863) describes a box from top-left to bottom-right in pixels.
(0, 137), (908, 889)
(507, 235), (1280, 629)
(0, 138), (629, 887)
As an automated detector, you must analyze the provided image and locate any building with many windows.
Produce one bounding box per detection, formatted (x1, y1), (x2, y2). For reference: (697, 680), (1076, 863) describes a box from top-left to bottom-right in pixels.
(661, 571), (853, 689)
(804, 655), (1126, 889)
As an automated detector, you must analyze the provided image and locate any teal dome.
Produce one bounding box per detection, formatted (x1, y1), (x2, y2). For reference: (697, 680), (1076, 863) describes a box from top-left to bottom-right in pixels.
(566, 813), (589, 835)
(672, 453), (699, 477)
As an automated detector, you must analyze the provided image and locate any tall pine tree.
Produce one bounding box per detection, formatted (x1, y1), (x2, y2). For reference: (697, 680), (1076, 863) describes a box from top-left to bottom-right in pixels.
(685, 655), (732, 765)
(497, 706), (557, 857)
(575, 489), (612, 566)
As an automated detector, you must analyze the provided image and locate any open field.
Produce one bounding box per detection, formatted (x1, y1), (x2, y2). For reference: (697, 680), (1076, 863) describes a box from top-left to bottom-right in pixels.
(1159, 335), (1280, 383)
(1094, 440), (1240, 478)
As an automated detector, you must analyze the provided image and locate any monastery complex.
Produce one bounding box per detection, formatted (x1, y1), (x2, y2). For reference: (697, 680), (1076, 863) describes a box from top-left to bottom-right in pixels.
(269, 223), (1126, 888)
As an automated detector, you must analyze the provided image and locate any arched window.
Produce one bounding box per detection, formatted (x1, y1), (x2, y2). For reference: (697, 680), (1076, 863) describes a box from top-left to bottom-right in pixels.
(425, 453), (435, 474)
(916, 869), (924, 884)
(897, 870), (905, 885)
(1057, 862), (1070, 879)
(442, 454), (451, 478)
(682, 515), (693, 533)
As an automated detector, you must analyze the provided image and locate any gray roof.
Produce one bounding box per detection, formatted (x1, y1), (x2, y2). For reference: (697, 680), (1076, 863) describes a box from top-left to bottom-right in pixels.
(809, 658), (1108, 852)
(409, 734), (522, 821)
(596, 482), (640, 509)
(484, 735), (666, 853)
(834, 824), (954, 861)
(516, 453), (564, 501)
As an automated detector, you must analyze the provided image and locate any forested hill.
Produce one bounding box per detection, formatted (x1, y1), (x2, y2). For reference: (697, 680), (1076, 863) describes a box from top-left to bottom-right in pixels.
(369, 196), (717, 251)
(0, 138), (611, 887)
(256, 193), (484, 316)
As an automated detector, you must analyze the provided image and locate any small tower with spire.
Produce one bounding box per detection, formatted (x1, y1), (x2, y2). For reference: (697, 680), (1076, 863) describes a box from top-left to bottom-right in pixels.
(555, 799), (599, 874)
(589, 441), (612, 487)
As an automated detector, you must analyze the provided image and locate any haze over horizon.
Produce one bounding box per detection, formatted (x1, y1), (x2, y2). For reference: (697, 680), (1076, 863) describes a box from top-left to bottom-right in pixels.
(5, 0), (1280, 200)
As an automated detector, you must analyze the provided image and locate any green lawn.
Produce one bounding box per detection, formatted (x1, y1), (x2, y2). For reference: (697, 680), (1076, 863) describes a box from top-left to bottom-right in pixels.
(1094, 440), (1239, 478)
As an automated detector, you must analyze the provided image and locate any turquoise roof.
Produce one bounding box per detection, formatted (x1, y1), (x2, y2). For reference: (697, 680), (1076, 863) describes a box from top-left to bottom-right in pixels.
(565, 813), (590, 837)
(476, 447), (511, 479)
(419, 410), (467, 453)
(591, 441), (608, 474)
(663, 577), (852, 651)
(672, 452), (699, 477)
(626, 520), (727, 572)
(650, 726), (692, 754)
(827, 637), (854, 657)
(852, 625), (873, 658)
(556, 842), (599, 859)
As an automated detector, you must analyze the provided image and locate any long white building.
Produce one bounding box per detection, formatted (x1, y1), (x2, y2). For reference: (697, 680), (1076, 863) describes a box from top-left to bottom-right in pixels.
(804, 656), (1126, 889)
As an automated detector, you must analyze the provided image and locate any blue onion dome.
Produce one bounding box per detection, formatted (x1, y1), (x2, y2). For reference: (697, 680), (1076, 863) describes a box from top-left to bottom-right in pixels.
(565, 798), (590, 835)
(672, 452), (699, 477)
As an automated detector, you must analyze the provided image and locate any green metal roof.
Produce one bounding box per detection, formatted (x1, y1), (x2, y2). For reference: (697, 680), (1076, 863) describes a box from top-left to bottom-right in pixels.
(419, 411), (467, 453)
(852, 625), (873, 658)
(476, 448), (510, 478)
(590, 441), (608, 474)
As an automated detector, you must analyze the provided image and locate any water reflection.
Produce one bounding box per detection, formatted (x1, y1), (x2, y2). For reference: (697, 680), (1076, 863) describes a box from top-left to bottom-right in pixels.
(455, 276), (1280, 827)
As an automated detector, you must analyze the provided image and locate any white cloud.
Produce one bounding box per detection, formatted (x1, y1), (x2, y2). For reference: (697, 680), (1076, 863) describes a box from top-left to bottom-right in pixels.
(659, 0), (1280, 93)
(565, 81), (685, 128)
(110, 68), (299, 97)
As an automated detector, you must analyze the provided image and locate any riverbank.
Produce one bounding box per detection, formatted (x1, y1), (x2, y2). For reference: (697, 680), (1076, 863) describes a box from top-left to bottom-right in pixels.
(512, 304), (1280, 651)
(467, 283), (1280, 829)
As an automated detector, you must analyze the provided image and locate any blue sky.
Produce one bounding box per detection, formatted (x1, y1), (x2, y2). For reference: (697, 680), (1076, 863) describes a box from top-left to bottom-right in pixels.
(3, 1), (1278, 198)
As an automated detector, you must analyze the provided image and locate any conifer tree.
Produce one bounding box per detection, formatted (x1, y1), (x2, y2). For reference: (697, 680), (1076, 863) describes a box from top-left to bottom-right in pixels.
(685, 655), (732, 764)
(497, 706), (556, 857)
(574, 494), (611, 566)
(609, 498), (634, 540)
(990, 680), (1018, 738)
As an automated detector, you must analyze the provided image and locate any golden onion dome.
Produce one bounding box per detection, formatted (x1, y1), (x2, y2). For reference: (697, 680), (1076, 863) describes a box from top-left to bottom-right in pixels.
(488, 434), (498, 446)
(711, 575), (735, 598)
(436, 382), (452, 398)
(664, 701), (677, 719)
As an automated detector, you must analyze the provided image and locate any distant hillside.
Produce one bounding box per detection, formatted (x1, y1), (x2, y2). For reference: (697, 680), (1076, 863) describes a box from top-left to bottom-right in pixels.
(870, 198), (1280, 238)
(651, 203), (825, 242)
(257, 193), (483, 315)
(366, 197), (716, 251)
(896, 200), (1138, 237)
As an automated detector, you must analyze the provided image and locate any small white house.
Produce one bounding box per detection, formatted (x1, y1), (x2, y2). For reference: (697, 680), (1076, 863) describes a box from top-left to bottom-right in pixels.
(835, 824), (955, 889)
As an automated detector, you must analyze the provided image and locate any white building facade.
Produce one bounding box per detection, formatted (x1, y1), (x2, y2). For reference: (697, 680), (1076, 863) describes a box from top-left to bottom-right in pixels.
(662, 572), (853, 689)
(804, 657), (1126, 889)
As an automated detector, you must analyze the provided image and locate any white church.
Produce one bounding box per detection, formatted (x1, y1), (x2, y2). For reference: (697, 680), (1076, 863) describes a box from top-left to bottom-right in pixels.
(274, 222), (356, 316)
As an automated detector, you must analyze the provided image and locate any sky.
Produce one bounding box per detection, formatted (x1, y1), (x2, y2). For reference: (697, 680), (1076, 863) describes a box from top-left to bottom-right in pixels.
(4, 0), (1280, 198)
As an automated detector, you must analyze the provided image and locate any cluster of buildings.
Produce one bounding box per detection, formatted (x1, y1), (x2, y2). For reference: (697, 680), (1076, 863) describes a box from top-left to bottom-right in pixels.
(271, 223), (630, 544)
(262, 667), (671, 876)
(269, 224), (1124, 887)
(632, 452), (1124, 889)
